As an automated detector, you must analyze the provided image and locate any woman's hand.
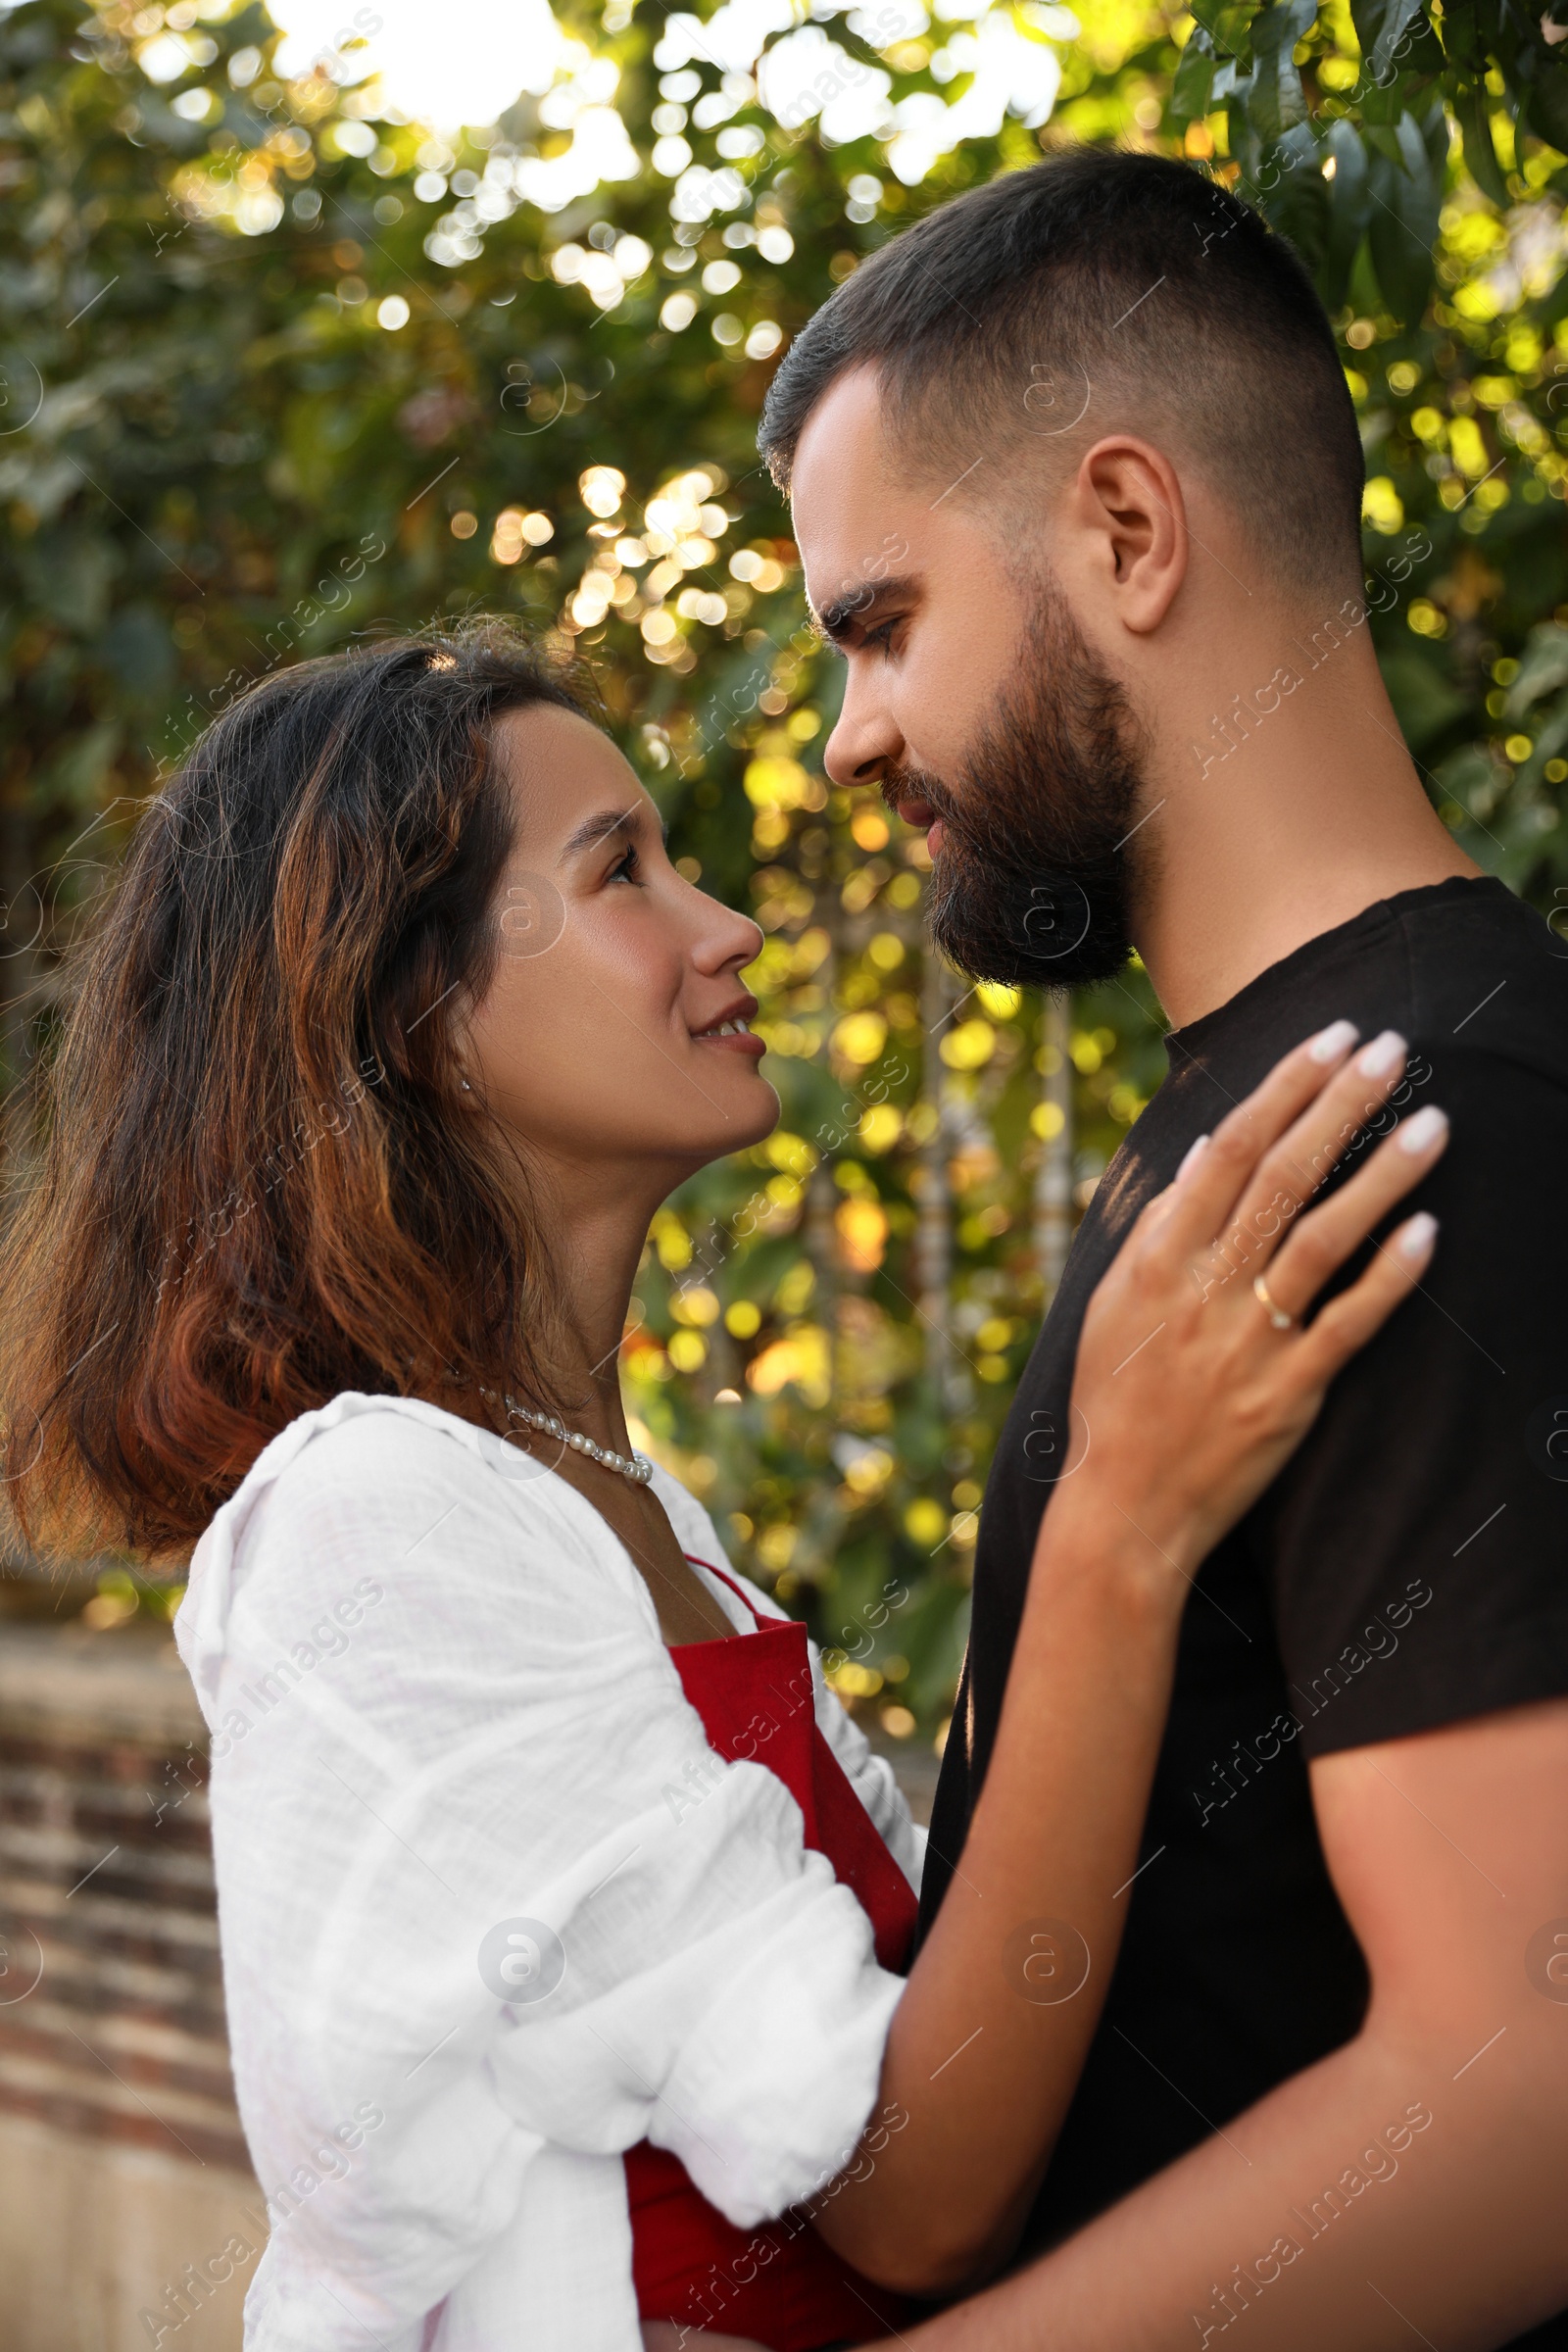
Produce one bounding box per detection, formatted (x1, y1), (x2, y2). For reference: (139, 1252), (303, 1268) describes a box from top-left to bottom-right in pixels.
(1067, 1021), (1445, 1581)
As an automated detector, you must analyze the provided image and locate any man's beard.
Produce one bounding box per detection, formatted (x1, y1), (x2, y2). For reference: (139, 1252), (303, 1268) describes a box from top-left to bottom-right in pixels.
(885, 579), (1150, 991)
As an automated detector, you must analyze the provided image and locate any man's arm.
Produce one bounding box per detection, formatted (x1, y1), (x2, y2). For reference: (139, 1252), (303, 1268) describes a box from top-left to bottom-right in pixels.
(901, 1694), (1568, 2352)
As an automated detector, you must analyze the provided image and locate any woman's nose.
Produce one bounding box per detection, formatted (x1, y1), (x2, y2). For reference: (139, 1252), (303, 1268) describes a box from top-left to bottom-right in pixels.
(689, 895), (763, 976)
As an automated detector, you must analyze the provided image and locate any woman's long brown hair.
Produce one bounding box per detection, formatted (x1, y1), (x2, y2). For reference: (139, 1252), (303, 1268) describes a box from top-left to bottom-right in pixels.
(1, 623), (583, 1563)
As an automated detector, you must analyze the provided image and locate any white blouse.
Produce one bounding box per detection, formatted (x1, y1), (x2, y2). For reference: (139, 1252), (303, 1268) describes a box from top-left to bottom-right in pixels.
(175, 1391), (923, 2352)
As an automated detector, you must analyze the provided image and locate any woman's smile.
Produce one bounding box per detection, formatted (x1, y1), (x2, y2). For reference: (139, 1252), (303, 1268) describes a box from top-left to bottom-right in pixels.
(691, 996), (765, 1057)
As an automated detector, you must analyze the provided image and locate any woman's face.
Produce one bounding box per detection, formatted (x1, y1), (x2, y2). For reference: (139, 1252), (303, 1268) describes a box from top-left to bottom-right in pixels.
(462, 705), (778, 1188)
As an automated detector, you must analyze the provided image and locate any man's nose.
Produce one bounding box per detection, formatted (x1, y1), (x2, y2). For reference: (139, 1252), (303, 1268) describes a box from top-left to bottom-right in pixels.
(824, 666), (904, 789)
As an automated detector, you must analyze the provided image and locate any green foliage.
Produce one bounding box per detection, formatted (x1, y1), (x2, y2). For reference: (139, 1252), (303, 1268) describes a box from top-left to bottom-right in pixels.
(1, 0), (1565, 1738)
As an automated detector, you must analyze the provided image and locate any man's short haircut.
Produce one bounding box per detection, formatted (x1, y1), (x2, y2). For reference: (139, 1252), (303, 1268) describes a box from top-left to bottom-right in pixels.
(760, 149), (1365, 601)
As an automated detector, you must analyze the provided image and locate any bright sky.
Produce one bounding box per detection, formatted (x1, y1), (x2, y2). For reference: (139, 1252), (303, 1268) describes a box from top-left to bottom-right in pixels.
(267, 0), (564, 126)
(264, 0), (1076, 180)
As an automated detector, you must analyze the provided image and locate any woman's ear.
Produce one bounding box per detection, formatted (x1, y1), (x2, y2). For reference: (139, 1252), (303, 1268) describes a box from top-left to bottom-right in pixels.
(1070, 435), (1189, 635)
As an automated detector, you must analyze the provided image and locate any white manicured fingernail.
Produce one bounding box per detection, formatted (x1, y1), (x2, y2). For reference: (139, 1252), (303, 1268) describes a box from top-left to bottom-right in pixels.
(1177, 1133), (1210, 1180)
(1398, 1211), (1439, 1258)
(1309, 1019), (1358, 1063)
(1397, 1104), (1448, 1155)
(1357, 1028), (1406, 1078)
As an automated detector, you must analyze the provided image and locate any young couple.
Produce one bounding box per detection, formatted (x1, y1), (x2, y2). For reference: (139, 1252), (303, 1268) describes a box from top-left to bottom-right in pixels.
(3, 151), (1565, 2352)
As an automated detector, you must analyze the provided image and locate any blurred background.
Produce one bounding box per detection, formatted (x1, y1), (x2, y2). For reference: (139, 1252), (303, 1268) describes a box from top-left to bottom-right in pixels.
(0, 3), (1565, 2336)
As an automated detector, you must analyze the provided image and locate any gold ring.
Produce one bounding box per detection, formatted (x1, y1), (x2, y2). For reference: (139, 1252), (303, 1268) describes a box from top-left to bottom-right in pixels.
(1252, 1274), (1295, 1331)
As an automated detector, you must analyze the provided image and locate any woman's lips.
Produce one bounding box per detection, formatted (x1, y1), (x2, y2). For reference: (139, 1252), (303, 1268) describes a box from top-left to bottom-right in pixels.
(696, 1029), (767, 1058)
(692, 1014), (767, 1058)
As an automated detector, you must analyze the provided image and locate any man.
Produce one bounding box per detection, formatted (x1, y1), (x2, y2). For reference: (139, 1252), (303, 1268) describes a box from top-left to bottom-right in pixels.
(760, 151), (1568, 2349)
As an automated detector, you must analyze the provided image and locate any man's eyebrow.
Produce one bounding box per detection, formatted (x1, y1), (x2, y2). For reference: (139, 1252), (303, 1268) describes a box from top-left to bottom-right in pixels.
(812, 573), (923, 646)
(562, 805), (642, 858)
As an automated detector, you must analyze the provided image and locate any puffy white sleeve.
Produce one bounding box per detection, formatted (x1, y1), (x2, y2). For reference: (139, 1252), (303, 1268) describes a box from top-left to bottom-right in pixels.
(180, 1401), (904, 2352)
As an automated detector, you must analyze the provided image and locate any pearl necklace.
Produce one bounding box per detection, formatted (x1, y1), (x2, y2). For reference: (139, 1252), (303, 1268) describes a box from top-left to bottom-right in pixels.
(503, 1397), (654, 1487)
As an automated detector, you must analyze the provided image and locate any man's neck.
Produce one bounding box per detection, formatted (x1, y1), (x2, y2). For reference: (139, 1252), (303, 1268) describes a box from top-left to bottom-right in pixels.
(1129, 644), (1480, 1031)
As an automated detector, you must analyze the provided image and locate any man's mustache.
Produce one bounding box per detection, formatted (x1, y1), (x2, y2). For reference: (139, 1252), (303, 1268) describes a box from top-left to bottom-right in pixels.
(879, 763), (958, 823)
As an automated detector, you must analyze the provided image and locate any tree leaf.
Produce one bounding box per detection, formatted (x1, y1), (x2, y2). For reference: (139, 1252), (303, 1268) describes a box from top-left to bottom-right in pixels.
(1189, 0), (1259, 56)
(1257, 122), (1334, 270)
(1348, 0), (1389, 66)
(1451, 80), (1510, 204)
(1368, 0), (1428, 82)
(1504, 624), (1568, 723)
(1246, 0), (1316, 144)
(1317, 117), (1373, 312)
(1523, 56), (1568, 152)
(1365, 112), (1440, 327)
(1171, 24), (1219, 122)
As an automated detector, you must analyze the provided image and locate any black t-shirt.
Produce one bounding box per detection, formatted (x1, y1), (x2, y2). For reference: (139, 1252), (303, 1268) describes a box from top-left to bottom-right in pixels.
(918, 878), (1568, 2346)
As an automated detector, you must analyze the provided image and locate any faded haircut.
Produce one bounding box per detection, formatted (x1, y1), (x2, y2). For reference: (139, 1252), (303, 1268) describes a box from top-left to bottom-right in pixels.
(760, 148), (1366, 602)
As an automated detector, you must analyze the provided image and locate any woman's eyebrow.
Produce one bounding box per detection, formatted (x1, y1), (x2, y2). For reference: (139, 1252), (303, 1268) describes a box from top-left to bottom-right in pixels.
(561, 805), (641, 858)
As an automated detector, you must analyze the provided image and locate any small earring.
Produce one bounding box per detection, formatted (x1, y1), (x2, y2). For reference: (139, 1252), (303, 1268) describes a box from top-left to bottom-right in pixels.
(461, 1079), (472, 1092)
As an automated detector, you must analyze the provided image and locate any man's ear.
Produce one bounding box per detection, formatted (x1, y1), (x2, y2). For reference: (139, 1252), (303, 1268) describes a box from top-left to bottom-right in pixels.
(1068, 436), (1189, 636)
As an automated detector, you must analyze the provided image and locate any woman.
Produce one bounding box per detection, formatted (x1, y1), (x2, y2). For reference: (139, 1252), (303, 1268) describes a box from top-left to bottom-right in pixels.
(0, 625), (1446, 2352)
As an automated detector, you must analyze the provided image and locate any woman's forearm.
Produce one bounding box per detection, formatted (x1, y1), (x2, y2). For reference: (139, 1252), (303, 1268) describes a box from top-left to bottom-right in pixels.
(811, 1489), (1185, 2295)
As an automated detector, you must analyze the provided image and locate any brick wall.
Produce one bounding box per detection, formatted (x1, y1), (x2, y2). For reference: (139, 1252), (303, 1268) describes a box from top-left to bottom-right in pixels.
(0, 1619), (258, 2352)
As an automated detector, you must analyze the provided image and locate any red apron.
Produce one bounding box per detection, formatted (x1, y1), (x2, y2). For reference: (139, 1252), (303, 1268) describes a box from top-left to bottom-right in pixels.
(624, 1559), (920, 2348)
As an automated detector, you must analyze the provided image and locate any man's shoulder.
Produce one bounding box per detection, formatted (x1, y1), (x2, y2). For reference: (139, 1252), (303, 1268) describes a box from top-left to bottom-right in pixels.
(1167, 879), (1567, 1145)
(1397, 880), (1568, 1086)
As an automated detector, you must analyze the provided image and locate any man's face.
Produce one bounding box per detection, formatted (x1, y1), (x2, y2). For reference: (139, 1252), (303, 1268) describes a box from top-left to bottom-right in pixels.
(790, 366), (1146, 988)
(791, 368), (1029, 810)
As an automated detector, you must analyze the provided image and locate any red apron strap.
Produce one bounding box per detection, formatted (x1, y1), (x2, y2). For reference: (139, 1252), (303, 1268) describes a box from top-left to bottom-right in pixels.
(683, 1550), (774, 1629)
(628, 1587), (918, 2348)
